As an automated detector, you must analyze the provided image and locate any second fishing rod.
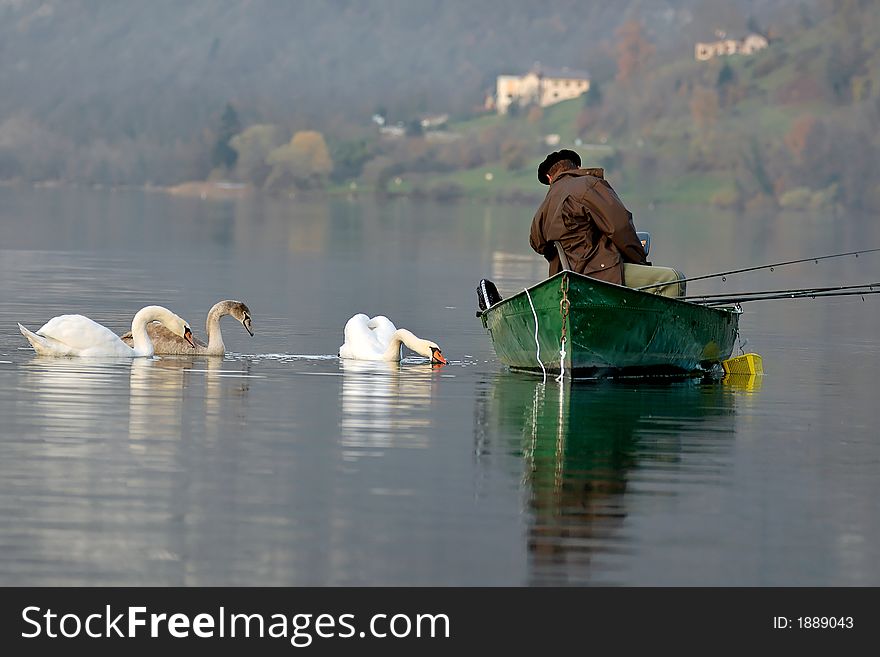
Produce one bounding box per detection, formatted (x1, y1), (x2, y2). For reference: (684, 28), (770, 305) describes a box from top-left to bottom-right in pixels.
(636, 247), (880, 292)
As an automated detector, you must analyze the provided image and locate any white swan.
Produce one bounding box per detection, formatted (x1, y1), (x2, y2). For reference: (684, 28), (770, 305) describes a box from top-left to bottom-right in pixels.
(119, 299), (253, 356)
(18, 305), (194, 358)
(338, 313), (447, 364)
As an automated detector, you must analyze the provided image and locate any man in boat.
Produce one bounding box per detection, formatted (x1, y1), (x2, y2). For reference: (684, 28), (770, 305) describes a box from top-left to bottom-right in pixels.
(529, 149), (683, 296)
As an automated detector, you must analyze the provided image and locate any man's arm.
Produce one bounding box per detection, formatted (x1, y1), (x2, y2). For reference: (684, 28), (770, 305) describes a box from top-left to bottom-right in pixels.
(529, 206), (554, 261)
(585, 181), (647, 264)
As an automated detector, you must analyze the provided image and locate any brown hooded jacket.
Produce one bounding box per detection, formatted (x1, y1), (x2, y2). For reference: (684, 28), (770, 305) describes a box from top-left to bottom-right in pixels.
(529, 167), (647, 284)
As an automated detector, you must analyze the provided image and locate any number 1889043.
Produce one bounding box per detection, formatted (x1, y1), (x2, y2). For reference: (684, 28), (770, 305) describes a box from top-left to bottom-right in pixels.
(798, 617), (853, 629)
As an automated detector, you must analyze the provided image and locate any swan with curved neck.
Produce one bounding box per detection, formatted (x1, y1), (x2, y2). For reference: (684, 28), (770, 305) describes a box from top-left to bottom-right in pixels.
(19, 305), (194, 358)
(120, 300), (253, 356)
(338, 313), (447, 363)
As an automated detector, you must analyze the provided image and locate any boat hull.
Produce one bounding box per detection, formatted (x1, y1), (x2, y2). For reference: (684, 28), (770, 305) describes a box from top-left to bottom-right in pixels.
(479, 272), (741, 376)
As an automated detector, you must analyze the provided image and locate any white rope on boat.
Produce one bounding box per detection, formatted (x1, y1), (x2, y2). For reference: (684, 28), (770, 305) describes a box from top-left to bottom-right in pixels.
(555, 337), (566, 383)
(524, 287), (547, 384)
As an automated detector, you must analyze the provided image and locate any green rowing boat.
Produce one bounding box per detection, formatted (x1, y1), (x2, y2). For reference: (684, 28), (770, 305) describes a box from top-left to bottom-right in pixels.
(478, 271), (741, 376)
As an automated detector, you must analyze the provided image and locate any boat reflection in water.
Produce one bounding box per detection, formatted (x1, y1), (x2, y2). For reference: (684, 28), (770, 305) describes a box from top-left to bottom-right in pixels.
(480, 373), (755, 584)
(339, 358), (441, 460)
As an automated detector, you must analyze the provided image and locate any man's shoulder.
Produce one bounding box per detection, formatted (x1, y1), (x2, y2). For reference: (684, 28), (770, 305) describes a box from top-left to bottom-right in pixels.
(558, 167), (605, 182)
(553, 169), (603, 196)
(557, 169), (605, 190)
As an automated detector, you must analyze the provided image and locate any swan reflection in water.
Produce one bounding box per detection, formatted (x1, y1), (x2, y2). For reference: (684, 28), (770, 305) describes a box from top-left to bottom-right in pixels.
(129, 356), (252, 447)
(478, 374), (745, 584)
(128, 358), (191, 448)
(20, 356), (134, 445)
(339, 358), (442, 460)
(21, 355), (252, 448)
(18, 354), (253, 581)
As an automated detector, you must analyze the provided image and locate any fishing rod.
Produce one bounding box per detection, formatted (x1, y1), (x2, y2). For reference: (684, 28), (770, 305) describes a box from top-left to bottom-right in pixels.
(683, 281), (880, 302)
(636, 247), (880, 292)
(702, 289), (880, 305)
(695, 286), (880, 306)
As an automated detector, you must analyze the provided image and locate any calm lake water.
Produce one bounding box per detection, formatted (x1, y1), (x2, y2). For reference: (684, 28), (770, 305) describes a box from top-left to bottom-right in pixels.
(1, 186), (878, 586)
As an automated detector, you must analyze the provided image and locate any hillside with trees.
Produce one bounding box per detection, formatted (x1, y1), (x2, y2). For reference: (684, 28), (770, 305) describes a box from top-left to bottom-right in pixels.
(1, 0), (877, 211)
(598, 0), (880, 212)
(344, 0), (880, 212)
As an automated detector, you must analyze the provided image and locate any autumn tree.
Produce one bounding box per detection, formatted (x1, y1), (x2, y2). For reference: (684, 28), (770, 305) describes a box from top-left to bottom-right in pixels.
(784, 115), (823, 165)
(615, 20), (655, 82)
(265, 131), (333, 191)
(230, 124), (284, 187)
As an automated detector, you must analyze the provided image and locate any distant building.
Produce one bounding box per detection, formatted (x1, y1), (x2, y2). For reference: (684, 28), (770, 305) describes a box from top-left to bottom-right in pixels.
(495, 65), (590, 115)
(379, 123), (406, 138)
(419, 113), (449, 130)
(695, 33), (768, 61)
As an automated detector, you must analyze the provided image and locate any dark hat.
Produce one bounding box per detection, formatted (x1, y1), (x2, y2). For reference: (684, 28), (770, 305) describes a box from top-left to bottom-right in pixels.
(537, 149), (581, 185)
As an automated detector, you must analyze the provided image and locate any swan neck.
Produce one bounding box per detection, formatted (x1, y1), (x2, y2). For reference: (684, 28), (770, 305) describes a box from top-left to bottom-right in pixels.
(130, 306), (172, 356)
(384, 329), (423, 360)
(205, 303), (227, 351)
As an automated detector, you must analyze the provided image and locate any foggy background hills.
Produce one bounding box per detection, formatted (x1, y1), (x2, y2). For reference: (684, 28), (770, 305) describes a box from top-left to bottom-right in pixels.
(1, 0), (802, 143)
(4, 0), (878, 213)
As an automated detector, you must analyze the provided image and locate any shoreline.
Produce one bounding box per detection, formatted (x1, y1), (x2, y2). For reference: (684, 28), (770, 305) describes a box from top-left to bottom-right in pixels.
(0, 177), (845, 214)
(0, 177), (545, 206)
